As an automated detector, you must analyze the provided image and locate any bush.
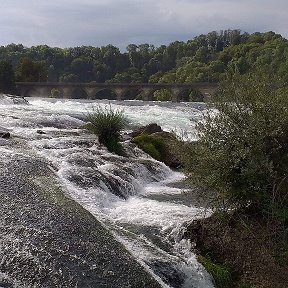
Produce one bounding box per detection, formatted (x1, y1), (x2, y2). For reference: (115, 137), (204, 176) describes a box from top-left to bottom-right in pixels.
(85, 105), (127, 155)
(50, 88), (61, 98)
(153, 89), (172, 101)
(183, 71), (288, 218)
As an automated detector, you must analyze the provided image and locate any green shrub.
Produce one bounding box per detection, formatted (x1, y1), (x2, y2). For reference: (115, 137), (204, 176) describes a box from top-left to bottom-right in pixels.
(50, 88), (61, 98)
(132, 134), (166, 161)
(183, 70), (288, 217)
(85, 105), (127, 155)
(153, 89), (172, 101)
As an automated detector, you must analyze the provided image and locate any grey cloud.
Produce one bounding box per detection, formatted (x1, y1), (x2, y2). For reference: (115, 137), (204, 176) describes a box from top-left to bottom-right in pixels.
(0, 0), (287, 49)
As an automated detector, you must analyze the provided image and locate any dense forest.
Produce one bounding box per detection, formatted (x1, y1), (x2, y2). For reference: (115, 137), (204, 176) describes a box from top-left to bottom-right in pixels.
(1, 29), (288, 100)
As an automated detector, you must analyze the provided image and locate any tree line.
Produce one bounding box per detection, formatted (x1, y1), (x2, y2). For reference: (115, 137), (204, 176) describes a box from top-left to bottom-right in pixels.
(0, 30), (288, 100)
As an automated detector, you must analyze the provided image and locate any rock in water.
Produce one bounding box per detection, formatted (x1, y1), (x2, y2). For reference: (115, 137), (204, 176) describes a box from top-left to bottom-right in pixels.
(130, 123), (163, 137)
(0, 126), (10, 139)
(0, 94), (29, 105)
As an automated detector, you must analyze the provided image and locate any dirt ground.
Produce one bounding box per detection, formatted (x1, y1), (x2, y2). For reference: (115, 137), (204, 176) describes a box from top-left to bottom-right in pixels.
(185, 208), (288, 288)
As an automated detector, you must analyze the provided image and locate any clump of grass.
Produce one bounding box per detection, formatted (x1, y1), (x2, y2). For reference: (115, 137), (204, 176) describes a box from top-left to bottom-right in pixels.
(85, 105), (127, 155)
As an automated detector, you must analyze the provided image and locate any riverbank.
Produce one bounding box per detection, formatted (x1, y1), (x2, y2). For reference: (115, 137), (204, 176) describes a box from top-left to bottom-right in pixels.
(185, 208), (288, 288)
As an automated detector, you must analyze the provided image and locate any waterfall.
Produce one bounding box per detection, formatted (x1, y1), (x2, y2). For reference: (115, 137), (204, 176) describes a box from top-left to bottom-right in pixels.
(0, 96), (214, 287)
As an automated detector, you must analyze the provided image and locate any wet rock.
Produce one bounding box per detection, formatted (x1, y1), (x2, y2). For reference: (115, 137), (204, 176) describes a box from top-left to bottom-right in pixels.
(151, 132), (182, 168)
(130, 123), (163, 138)
(132, 129), (183, 169)
(11, 96), (29, 105)
(0, 126), (10, 139)
(149, 261), (185, 288)
(0, 94), (29, 105)
(0, 153), (161, 288)
(0, 132), (10, 139)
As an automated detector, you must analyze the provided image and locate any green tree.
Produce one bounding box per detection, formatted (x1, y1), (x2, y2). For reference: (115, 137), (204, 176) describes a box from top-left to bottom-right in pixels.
(153, 89), (172, 101)
(0, 60), (15, 93)
(182, 71), (288, 218)
(59, 73), (79, 83)
(16, 58), (47, 82)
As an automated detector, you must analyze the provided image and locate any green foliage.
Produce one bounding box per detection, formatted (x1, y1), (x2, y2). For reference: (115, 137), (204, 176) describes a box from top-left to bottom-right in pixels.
(188, 90), (204, 102)
(0, 60), (15, 93)
(85, 106), (127, 156)
(183, 71), (288, 217)
(16, 58), (47, 82)
(138, 142), (161, 160)
(0, 30), (288, 102)
(198, 256), (233, 288)
(153, 89), (172, 101)
(59, 73), (79, 83)
(132, 134), (166, 161)
(235, 278), (255, 288)
(50, 88), (61, 98)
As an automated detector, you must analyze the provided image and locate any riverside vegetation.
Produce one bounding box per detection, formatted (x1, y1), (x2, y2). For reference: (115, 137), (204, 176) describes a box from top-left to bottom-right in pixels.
(1, 30), (288, 100)
(180, 71), (288, 288)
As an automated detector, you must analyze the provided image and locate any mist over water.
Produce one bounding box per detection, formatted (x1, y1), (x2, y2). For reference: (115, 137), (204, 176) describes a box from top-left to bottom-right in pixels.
(0, 96), (214, 287)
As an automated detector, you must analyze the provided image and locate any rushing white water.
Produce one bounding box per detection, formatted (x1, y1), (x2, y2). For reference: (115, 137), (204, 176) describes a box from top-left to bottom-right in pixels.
(0, 96), (214, 288)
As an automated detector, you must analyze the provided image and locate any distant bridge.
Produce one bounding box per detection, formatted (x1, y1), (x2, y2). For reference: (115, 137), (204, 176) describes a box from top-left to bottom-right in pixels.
(16, 82), (219, 102)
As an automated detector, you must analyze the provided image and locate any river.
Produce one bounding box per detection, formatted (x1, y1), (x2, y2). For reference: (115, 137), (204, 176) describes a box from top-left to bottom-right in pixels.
(0, 96), (214, 288)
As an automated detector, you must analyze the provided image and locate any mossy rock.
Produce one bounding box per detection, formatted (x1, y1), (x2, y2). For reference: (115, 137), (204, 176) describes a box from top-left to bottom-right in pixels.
(132, 132), (182, 168)
(198, 255), (233, 288)
(198, 256), (254, 288)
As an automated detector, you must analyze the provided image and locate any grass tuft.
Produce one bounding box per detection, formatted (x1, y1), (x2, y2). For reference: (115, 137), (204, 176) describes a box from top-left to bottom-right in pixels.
(85, 105), (127, 156)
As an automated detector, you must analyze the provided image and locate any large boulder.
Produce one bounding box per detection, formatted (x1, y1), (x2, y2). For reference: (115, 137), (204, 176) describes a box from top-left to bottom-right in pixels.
(131, 125), (182, 169)
(130, 123), (163, 138)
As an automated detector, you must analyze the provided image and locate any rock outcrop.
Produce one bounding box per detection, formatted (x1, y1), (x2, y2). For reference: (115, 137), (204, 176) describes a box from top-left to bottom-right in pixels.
(0, 126), (10, 139)
(0, 94), (29, 105)
(0, 152), (161, 288)
(131, 124), (182, 168)
(129, 123), (163, 138)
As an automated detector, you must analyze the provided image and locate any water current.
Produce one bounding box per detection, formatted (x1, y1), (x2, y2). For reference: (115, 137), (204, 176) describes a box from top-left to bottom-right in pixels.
(0, 96), (214, 288)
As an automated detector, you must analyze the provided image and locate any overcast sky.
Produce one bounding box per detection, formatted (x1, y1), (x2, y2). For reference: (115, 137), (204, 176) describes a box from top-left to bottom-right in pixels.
(1, 0), (287, 50)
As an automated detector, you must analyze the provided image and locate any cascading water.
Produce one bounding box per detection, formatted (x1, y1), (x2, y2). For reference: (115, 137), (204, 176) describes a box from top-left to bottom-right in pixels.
(0, 95), (214, 288)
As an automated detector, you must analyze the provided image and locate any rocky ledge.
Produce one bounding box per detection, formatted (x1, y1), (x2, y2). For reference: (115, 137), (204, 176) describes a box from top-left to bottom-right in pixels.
(0, 150), (161, 288)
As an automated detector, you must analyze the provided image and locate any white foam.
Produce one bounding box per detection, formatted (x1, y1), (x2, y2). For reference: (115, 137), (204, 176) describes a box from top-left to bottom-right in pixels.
(105, 197), (204, 230)
(28, 97), (205, 140)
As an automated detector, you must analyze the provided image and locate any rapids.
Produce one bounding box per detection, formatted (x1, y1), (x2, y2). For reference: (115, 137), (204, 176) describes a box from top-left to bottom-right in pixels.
(0, 96), (214, 288)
